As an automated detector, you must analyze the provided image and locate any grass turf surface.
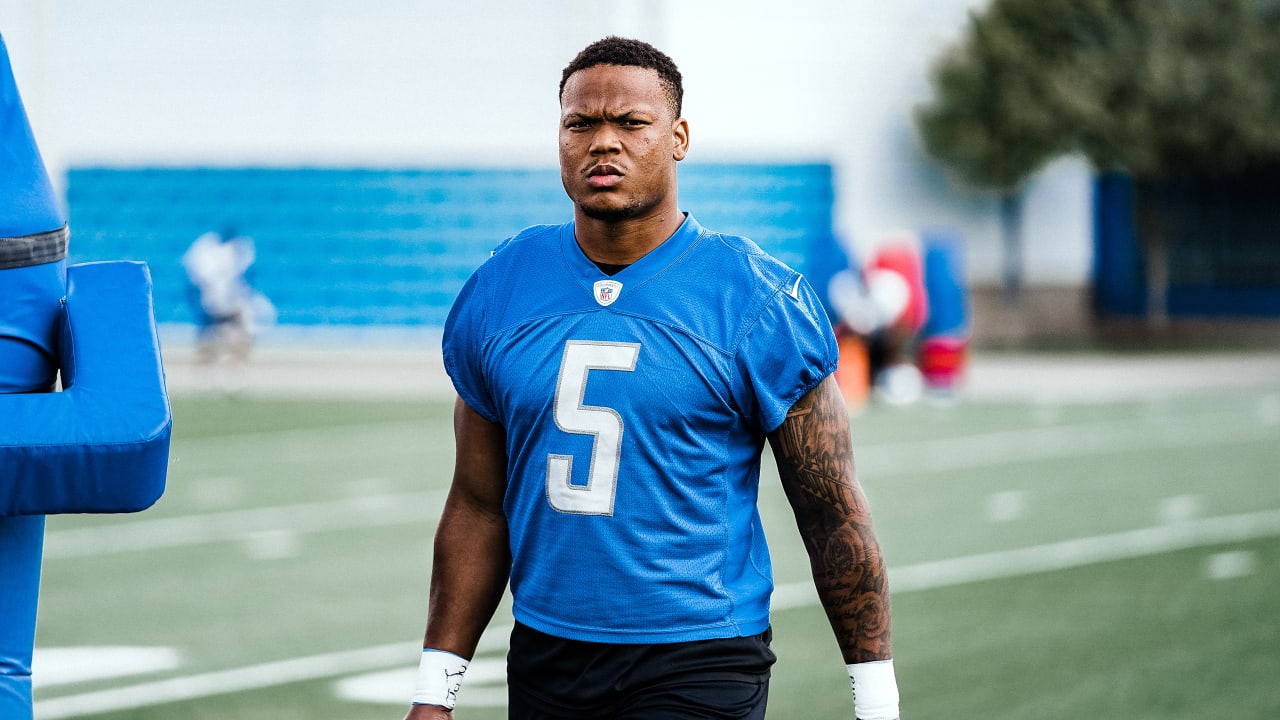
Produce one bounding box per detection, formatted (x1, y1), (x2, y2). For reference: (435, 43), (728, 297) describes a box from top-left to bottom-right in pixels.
(34, 380), (1280, 718)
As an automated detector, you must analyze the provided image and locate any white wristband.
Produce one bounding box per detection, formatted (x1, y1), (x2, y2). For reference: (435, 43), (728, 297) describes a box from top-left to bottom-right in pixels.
(411, 649), (469, 710)
(848, 659), (899, 720)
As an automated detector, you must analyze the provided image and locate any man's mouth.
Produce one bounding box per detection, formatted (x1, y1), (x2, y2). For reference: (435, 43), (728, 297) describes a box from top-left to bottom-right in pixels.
(587, 165), (623, 188)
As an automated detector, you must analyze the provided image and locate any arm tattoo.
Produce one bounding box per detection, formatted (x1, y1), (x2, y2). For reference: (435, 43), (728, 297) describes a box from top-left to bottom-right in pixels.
(775, 399), (858, 516)
(771, 378), (892, 663)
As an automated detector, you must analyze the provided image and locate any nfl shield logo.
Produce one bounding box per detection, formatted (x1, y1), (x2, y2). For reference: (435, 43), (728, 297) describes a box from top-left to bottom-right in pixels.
(593, 279), (623, 307)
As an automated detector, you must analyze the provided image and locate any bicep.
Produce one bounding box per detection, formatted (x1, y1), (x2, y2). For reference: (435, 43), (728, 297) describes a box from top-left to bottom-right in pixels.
(449, 397), (507, 515)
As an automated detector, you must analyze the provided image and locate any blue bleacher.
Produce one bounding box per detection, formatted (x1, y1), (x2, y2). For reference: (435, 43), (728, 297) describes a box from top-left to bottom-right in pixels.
(64, 164), (839, 330)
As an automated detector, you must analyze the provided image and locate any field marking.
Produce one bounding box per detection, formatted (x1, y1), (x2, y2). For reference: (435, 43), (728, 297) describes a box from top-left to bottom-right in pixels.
(770, 508), (1280, 608)
(44, 408), (1275, 561)
(333, 659), (509, 708)
(173, 418), (437, 450)
(986, 490), (1028, 523)
(43, 490), (444, 560)
(33, 643), (413, 719)
(170, 419), (443, 465)
(855, 409), (1278, 479)
(35, 508), (1280, 718)
(1205, 550), (1258, 580)
(32, 647), (182, 689)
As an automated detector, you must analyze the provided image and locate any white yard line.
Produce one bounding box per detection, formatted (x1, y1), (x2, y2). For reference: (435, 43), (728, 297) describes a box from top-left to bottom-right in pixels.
(35, 508), (1280, 718)
(33, 643), (413, 719)
(44, 406), (1274, 560)
(43, 490), (444, 560)
(854, 409), (1277, 478)
(775, 508), (1280, 607)
(171, 418), (435, 453)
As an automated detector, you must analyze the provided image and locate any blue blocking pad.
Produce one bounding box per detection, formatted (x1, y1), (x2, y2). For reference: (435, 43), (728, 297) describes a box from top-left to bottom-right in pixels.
(0, 261), (171, 516)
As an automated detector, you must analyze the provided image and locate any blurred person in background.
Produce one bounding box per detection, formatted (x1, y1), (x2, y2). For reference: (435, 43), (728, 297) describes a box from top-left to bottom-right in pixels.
(181, 226), (273, 386)
(828, 233), (930, 407)
(403, 36), (900, 720)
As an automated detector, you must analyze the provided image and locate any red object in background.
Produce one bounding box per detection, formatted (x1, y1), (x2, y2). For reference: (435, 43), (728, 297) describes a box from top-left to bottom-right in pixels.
(917, 335), (967, 390)
(868, 239), (929, 335)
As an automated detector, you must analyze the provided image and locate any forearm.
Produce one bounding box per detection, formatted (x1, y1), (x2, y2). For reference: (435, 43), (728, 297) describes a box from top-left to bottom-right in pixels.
(770, 376), (893, 664)
(422, 485), (511, 657)
(421, 398), (512, 658)
(405, 504), (505, 718)
(800, 488), (893, 664)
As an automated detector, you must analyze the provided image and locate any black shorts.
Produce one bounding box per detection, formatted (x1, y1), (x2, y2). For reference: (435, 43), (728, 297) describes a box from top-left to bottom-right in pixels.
(506, 621), (776, 720)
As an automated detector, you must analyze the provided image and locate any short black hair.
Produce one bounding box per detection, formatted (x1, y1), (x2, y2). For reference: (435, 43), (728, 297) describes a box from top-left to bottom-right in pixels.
(559, 36), (683, 117)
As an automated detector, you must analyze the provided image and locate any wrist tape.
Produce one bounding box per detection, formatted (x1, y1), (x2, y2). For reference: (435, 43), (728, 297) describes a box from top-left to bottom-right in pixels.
(411, 649), (469, 710)
(848, 658), (899, 720)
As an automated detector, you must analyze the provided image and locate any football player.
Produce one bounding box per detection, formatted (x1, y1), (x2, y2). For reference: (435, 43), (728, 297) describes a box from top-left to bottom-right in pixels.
(404, 36), (900, 720)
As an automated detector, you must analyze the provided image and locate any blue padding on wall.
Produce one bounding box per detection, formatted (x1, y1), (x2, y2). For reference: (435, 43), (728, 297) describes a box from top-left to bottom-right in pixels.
(65, 163), (839, 330)
(0, 261), (171, 516)
(1092, 173), (1146, 316)
(1167, 286), (1280, 317)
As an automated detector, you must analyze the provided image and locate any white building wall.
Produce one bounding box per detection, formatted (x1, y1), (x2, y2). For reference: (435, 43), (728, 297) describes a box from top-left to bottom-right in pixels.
(1, 0), (1093, 285)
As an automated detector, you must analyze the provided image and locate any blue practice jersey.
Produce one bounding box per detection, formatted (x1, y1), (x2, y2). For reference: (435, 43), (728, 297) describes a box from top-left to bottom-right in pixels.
(443, 214), (838, 643)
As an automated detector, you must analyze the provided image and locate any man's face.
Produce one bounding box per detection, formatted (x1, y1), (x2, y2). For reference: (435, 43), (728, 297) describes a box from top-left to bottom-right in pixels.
(559, 64), (689, 223)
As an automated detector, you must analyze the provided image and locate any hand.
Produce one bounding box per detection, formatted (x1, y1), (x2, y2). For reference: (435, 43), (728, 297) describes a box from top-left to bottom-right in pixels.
(403, 704), (452, 720)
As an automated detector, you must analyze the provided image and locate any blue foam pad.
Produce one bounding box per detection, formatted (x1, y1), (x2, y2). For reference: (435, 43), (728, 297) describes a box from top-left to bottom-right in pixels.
(0, 261), (171, 516)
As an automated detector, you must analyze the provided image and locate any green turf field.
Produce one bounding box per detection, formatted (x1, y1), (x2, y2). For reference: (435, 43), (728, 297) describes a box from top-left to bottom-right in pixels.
(32, 373), (1280, 719)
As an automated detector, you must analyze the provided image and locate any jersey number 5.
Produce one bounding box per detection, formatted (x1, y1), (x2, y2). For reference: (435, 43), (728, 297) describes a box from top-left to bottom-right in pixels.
(547, 340), (641, 516)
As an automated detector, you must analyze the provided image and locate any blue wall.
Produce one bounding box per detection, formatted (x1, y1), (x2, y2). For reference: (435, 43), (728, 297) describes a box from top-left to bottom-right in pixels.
(1093, 170), (1280, 318)
(65, 164), (839, 329)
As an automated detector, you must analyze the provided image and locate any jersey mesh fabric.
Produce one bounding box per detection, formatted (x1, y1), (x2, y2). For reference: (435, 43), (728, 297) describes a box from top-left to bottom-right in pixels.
(443, 214), (838, 643)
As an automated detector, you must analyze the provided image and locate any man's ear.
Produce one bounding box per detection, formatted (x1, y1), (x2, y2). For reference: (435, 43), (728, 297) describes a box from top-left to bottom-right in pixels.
(672, 118), (690, 161)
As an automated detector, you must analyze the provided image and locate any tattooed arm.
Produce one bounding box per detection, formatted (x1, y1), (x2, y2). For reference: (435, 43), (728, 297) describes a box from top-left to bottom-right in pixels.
(767, 374), (892, 664)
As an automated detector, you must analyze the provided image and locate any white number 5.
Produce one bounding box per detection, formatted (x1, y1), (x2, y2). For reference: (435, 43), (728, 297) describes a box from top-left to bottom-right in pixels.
(547, 340), (641, 515)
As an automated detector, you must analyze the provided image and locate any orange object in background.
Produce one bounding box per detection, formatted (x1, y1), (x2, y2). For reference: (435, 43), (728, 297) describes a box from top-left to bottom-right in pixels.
(833, 327), (870, 412)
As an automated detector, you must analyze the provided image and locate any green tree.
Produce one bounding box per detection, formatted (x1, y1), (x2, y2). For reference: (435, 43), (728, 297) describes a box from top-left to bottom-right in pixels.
(916, 0), (1280, 320)
(915, 2), (1066, 303)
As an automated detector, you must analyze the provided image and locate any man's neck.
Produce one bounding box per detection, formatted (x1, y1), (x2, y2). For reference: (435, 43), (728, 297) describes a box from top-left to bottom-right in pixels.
(592, 259), (630, 276)
(573, 207), (685, 266)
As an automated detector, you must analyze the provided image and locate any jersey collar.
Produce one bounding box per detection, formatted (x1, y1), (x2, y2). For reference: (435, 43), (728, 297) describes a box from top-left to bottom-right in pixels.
(561, 213), (703, 292)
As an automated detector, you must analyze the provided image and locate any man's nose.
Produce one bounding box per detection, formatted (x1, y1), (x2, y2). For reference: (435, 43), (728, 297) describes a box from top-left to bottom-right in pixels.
(589, 124), (621, 154)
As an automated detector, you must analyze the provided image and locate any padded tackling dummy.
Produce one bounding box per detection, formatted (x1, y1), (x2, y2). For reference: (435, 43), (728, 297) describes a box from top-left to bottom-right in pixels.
(1, 31), (170, 719)
(917, 229), (971, 394)
(1, 29), (66, 718)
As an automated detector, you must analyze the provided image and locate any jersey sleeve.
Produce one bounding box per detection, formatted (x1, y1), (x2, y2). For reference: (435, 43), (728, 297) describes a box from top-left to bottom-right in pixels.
(737, 270), (840, 433)
(441, 267), (500, 423)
